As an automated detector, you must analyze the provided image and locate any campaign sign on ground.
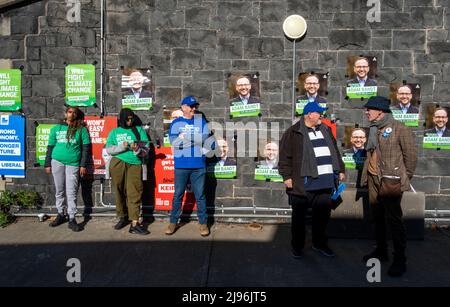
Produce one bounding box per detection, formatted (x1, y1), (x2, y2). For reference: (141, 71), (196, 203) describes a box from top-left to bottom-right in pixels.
(65, 64), (96, 107)
(0, 69), (21, 111)
(84, 116), (117, 175)
(154, 146), (197, 211)
(36, 124), (56, 166)
(0, 115), (25, 178)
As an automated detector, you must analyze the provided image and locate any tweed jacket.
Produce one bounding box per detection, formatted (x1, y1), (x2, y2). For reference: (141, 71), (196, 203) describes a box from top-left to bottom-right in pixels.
(360, 119), (417, 191)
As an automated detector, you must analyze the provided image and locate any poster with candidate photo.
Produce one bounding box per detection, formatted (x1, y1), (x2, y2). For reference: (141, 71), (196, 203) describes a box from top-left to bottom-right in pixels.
(227, 72), (261, 118)
(121, 68), (153, 110)
(341, 126), (368, 169)
(254, 139), (283, 182)
(346, 55), (378, 100)
(389, 83), (421, 127)
(163, 107), (183, 147)
(295, 72), (328, 115)
(423, 104), (450, 150)
(206, 137), (237, 179)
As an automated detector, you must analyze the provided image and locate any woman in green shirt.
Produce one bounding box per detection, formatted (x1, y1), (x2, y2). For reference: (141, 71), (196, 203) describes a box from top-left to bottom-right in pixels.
(105, 108), (150, 235)
(45, 106), (91, 232)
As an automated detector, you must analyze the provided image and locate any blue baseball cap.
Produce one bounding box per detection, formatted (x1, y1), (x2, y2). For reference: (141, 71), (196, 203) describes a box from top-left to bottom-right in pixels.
(180, 96), (199, 106)
(303, 102), (328, 115)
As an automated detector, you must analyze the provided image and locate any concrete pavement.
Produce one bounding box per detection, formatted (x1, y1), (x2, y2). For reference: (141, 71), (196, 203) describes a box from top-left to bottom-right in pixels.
(0, 217), (449, 287)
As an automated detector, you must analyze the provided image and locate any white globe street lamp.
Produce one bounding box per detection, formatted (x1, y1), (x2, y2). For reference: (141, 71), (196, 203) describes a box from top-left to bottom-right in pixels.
(282, 15), (307, 122)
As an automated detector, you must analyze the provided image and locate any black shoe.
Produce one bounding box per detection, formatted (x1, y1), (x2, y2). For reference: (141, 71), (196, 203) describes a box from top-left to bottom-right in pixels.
(362, 248), (389, 263)
(312, 245), (336, 257)
(68, 218), (83, 232)
(388, 260), (407, 277)
(49, 214), (66, 227)
(291, 248), (303, 259)
(114, 217), (130, 230)
(129, 224), (150, 235)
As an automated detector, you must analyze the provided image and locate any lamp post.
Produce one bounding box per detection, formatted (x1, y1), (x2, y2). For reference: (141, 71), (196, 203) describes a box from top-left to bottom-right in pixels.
(282, 15), (307, 123)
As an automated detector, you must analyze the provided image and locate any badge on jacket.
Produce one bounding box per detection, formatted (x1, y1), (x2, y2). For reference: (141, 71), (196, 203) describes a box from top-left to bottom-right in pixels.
(382, 127), (392, 138)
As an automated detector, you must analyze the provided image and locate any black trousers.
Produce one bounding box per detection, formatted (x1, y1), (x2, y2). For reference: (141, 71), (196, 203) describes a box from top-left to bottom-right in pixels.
(368, 174), (406, 261)
(289, 189), (332, 251)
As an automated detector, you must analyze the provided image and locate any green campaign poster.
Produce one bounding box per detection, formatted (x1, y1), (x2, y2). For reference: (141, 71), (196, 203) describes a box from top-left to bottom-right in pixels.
(36, 124), (55, 166)
(0, 69), (21, 111)
(295, 99), (327, 115)
(65, 64), (96, 106)
(423, 135), (450, 150)
(346, 84), (377, 99)
(207, 165), (237, 179)
(230, 103), (261, 118)
(391, 110), (419, 127)
(342, 153), (366, 169)
(254, 166), (283, 182)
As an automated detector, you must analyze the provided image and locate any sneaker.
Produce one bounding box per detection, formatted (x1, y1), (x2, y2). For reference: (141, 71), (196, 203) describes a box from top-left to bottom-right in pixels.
(114, 217), (130, 230)
(165, 223), (178, 235)
(49, 214), (66, 227)
(312, 245), (336, 257)
(388, 260), (407, 277)
(362, 248), (389, 263)
(68, 218), (83, 232)
(129, 224), (150, 235)
(291, 248), (303, 259)
(199, 224), (210, 237)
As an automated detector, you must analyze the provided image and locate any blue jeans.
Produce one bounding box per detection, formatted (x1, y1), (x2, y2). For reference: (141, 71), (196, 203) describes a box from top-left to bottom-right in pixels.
(170, 168), (208, 225)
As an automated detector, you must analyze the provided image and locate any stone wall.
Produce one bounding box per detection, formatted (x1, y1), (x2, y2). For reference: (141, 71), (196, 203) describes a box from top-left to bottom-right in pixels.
(0, 0), (449, 213)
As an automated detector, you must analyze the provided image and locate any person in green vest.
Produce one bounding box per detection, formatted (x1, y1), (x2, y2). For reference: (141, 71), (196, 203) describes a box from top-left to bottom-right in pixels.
(45, 106), (91, 232)
(105, 108), (150, 235)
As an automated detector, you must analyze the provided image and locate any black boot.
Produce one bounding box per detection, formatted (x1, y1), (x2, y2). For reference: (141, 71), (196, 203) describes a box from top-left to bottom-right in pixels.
(49, 214), (67, 227)
(362, 248), (389, 262)
(114, 217), (130, 230)
(129, 223), (150, 235)
(68, 218), (83, 232)
(388, 255), (407, 277)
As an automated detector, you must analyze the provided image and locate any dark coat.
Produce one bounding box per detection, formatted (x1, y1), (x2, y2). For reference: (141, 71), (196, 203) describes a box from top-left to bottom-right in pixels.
(230, 96), (261, 105)
(346, 77), (377, 87)
(424, 127), (450, 137)
(279, 120), (345, 197)
(296, 94), (327, 104)
(391, 103), (420, 114)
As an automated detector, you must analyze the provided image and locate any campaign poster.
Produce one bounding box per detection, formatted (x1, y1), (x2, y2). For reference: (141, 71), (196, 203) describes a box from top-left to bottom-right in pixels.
(154, 146), (197, 211)
(346, 55), (378, 99)
(295, 72), (328, 115)
(35, 124), (56, 166)
(389, 83), (421, 127)
(227, 72), (261, 118)
(65, 64), (96, 107)
(84, 116), (117, 175)
(121, 68), (153, 110)
(341, 126), (368, 169)
(0, 69), (21, 111)
(163, 107), (183, 147)
(206, 137), (237, 179)
(254, 139), (283, 182)
(0, 114), (25, 178)
(423, 104), (450, 150)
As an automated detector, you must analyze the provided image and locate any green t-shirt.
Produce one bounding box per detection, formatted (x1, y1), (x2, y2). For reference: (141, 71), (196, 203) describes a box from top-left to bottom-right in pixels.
(105, 126), (149, 165)
(48, 124), (91, 166)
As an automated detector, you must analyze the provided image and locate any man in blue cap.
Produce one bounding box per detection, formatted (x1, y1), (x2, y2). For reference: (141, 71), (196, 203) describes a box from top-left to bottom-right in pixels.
(279, 102), (346, 258)
(361, 96), (417, 277)
(166, 96), (211, 236)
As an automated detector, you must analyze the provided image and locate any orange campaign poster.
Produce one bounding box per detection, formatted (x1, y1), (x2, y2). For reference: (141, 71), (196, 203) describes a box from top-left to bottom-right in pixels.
(84, 116), (117, 175)
(322, 119), (337, 139)
(154, 146), (197, 211)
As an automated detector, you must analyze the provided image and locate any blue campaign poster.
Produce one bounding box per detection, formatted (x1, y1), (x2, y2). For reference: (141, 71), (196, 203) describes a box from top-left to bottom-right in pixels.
(0, 114), (25, 178)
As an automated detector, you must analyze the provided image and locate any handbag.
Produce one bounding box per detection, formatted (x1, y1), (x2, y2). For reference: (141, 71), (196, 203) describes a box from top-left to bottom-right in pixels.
(379, 175), (402, 198)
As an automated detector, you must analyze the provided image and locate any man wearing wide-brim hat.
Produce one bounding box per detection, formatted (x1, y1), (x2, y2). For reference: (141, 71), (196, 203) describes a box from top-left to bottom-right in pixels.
(361, 96), (417, 277)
